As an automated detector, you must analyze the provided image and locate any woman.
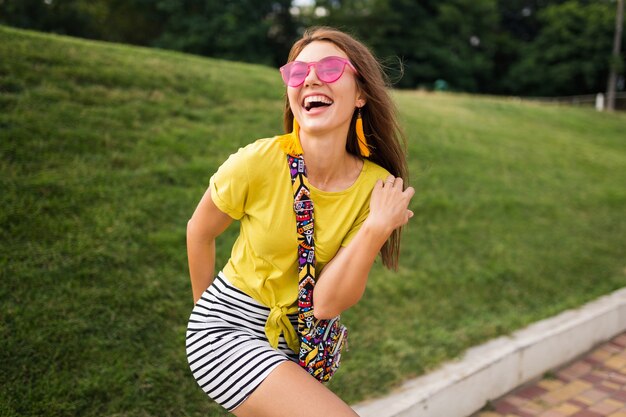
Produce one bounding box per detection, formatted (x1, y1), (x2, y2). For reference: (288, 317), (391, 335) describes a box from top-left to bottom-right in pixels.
(186, 27), (414, 416)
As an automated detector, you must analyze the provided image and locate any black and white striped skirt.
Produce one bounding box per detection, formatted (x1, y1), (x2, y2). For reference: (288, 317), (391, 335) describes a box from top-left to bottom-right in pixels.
(186, 272), (298, 411)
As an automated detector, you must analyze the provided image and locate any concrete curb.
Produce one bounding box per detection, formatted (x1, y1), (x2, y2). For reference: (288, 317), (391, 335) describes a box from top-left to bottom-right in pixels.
(351, 287), (626, 417)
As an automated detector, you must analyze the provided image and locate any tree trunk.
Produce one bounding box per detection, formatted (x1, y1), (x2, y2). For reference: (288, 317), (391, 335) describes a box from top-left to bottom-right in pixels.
(607, 0), (624, 112)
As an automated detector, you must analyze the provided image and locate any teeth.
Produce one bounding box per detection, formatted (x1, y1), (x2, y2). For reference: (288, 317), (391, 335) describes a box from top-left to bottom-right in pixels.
(303, 95), (333, 108)
(304, 95), (333, 105)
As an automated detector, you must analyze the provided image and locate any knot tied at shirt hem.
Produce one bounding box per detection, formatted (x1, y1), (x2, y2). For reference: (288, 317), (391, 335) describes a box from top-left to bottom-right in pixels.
(265, 304), (300, 354)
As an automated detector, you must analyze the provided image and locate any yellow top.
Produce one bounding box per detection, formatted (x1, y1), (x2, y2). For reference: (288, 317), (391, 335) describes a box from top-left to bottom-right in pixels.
(209, 131), (390, 353)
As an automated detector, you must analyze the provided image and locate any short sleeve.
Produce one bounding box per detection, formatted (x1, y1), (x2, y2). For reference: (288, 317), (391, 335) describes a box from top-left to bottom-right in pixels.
(340, 160), (390, 247)
(341, 207), (369, 247)
(209, 147), (250, 220)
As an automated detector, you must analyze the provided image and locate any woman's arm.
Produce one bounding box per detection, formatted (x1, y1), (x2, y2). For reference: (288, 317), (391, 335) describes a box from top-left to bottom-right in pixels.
(187, 188), (233, 304)
(312, 175), (414, 319)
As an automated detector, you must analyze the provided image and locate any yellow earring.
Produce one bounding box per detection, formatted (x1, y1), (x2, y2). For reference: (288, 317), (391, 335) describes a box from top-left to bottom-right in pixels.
(355, 108), (370, 157)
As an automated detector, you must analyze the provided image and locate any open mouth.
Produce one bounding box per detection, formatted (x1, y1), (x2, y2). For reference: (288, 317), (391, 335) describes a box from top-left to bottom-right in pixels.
(303, 95), (333, 111)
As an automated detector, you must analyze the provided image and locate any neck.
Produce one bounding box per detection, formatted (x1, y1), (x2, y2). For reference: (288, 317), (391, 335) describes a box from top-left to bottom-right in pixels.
(299, 129), (362, 192)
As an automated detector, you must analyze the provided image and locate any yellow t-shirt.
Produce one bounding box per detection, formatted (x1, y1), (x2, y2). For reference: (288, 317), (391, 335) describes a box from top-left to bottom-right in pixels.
(209, 132), (390, 352)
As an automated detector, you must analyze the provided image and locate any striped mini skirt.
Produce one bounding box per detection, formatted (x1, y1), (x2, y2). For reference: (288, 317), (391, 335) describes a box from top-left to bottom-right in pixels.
(186, 272), (298, 411)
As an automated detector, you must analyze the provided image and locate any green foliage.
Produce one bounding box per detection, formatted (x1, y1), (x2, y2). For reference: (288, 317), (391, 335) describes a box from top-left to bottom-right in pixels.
(435, 0), (499, 92)
(311, 0), (624, 95)
(153, 0), (297, 66)
(0, 0), (164, 44)
(0, 0), (297, 66)
(313, 0), (499, 91)
(0, 0), (623, 96)
(506, 0), (619, 95)
(1, 26), (626, 416)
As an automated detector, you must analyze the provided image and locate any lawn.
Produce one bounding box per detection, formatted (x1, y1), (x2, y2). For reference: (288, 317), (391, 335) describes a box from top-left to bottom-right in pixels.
(1, 25), (625, 416)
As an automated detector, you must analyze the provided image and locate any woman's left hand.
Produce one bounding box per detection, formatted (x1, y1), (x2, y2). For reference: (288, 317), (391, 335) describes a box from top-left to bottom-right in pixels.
(365, 175), (415, 236)
(313, 175), (414, 318)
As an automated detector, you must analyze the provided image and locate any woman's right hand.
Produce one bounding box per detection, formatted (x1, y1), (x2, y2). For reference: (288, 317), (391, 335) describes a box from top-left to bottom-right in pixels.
(365, 175), (415, 237)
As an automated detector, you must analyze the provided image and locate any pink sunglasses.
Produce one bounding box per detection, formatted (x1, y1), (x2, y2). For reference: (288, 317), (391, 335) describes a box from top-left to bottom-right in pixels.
(279, 56), (358, 87)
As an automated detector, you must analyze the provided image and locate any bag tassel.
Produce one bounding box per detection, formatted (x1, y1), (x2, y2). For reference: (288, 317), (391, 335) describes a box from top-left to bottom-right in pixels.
(279, 117), (304, 155)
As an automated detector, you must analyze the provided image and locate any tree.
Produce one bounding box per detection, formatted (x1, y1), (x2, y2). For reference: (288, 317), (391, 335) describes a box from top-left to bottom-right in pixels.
(506, 0), (620, 96)
(491, 0), (570, 94)
(0, 0), (164, 44)
(313, 0), (499, 91)
(607, 0), (624, 111)
(434, 0), (499, 92)
(0, 0), (102, 39)
(153, 0), (297, 66)
(0, 0), (297, 67)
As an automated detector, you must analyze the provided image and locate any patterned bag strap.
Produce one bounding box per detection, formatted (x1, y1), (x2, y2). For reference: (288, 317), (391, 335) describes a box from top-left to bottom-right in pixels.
(287, 153), (316, 338)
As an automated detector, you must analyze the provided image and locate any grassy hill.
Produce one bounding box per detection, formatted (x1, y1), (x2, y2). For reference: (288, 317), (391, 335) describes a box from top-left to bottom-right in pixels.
(1, 25), (625, 417)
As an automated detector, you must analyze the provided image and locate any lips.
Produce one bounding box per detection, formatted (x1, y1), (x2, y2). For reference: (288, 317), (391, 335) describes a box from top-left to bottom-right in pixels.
(303, 94), (334, 111)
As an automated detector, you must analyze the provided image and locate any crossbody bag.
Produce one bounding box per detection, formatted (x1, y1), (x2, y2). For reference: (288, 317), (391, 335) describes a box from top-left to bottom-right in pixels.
(287, 152), (348, 383)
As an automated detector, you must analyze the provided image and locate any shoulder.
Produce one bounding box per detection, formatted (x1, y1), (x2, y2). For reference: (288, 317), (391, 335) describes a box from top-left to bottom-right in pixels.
(361, 159), (391, 182)
(236, 136), (284, 160)
(342, 159), (390, 197)
(220, 136), (286, 173)
(213, 136), (286, 180)
(227, 136), (288, 187)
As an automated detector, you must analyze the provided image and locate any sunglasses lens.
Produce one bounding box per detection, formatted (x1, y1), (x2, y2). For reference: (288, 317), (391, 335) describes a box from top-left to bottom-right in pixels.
(316, 58), (346, 83)
(282, 62), (308, 87)
(280, 57), (353, 87)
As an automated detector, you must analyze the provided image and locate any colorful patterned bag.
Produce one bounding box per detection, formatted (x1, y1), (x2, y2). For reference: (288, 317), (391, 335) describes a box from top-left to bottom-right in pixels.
(287, 153), (348, 383)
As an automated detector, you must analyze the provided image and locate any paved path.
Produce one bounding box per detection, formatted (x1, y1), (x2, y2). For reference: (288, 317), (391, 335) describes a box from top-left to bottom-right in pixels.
(473, 332), (626, 417)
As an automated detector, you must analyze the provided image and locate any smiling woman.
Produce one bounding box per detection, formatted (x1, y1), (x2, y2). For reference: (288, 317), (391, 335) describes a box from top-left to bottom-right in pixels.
(185, 26), (413, 417)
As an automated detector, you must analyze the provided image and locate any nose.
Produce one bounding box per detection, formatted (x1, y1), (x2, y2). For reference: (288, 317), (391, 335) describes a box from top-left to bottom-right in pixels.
(303, 64), (321, 86)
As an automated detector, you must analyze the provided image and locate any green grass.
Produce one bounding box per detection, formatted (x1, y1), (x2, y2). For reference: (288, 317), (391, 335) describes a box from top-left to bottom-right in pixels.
(1, 25), (625, 416)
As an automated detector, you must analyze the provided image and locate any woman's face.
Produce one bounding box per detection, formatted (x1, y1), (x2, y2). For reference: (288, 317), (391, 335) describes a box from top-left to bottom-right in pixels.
(287, 41), (362, 140)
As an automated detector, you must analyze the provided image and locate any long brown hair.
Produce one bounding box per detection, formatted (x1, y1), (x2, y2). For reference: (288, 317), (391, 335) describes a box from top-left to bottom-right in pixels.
(283, 26), (409, 270)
